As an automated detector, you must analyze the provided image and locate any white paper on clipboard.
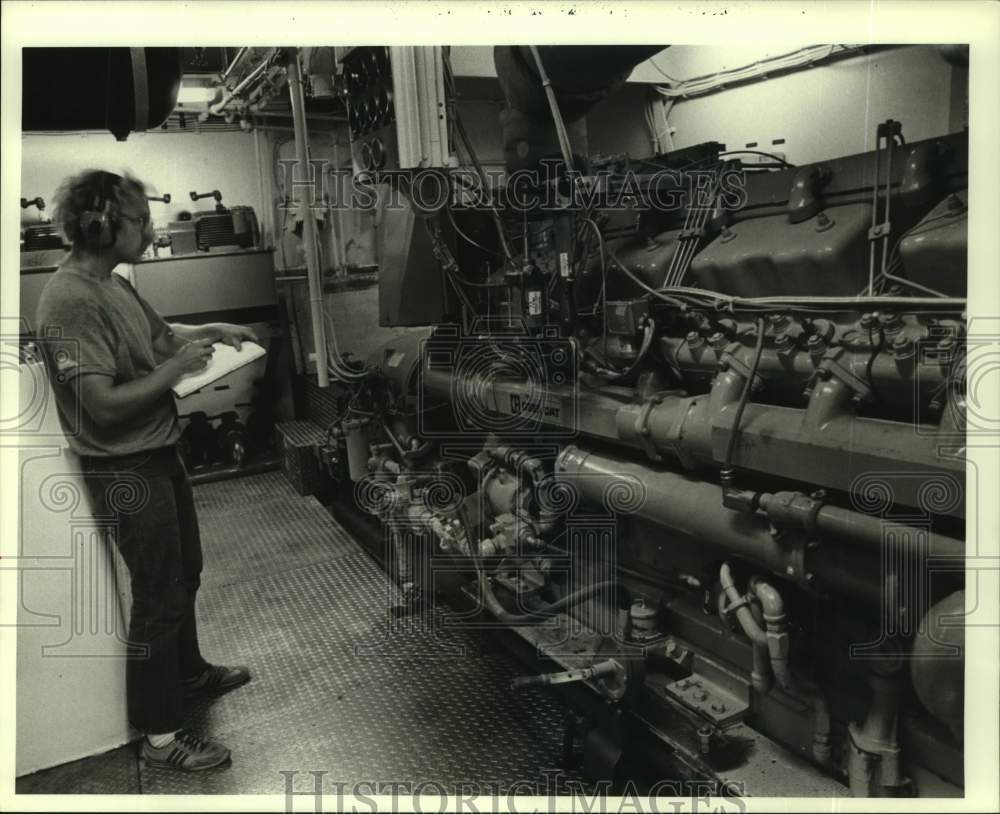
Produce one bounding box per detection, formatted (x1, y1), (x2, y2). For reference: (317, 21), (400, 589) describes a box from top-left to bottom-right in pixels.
(171, 341), (267, 398)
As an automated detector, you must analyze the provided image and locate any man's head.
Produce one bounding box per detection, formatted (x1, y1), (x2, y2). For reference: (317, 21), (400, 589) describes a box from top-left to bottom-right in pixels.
(52, 170), (153, 262)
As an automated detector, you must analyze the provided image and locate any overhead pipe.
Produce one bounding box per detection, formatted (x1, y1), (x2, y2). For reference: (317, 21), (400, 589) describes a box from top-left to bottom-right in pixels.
(205, 50), (276, 119)
(220, 47), (249, 82)
(285, 48), (329, 388)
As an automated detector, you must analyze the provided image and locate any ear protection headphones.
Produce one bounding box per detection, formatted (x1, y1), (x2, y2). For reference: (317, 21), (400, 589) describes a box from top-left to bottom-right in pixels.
(78, 173), (119, 249)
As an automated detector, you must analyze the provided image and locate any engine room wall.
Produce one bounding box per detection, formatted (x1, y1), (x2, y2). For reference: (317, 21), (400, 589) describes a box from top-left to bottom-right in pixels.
(264, 128), (378, 274)
(449, 44), (966, 171)
(656, 45), (965, 164)
(20, 130), (266, 230)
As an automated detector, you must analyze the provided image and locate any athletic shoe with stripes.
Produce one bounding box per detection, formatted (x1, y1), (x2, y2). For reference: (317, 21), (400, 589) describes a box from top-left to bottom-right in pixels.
(182, 663), (252, 695)
(140, 730), (230, 771)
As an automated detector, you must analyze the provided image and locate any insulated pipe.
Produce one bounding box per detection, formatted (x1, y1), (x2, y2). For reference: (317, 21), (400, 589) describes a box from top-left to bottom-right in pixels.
(555, 445), (884, 605)
(286, 49), (329, 387)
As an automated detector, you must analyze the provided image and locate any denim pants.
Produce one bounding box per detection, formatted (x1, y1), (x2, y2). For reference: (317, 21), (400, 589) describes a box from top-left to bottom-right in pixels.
(79, 445), (209, 734)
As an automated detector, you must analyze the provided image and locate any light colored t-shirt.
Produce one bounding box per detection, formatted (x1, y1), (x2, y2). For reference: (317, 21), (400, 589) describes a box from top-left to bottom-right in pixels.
(35, 267), (181, 457)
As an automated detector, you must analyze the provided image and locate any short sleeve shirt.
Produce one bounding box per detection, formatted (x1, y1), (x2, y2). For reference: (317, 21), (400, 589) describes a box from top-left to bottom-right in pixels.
(35, 267), (181, 457)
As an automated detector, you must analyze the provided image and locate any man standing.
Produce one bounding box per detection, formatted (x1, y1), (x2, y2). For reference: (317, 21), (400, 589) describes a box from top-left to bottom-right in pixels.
(36, 169), (255, 771)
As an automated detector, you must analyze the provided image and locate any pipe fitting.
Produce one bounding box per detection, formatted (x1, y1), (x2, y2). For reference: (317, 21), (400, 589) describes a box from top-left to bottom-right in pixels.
(719, 563), (773, 695)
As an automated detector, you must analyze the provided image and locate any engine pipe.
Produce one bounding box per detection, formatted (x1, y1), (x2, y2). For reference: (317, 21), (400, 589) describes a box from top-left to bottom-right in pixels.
(756, 492), (964, 561)
(556, 445), (896, 605)
(422, 364), (964, 518)
(719, 563), (773, 695)
(748, 575), (833, 768)
(719, 564), (832, 767)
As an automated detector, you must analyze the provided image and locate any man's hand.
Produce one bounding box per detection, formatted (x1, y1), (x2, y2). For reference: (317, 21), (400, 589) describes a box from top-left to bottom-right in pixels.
(166, 339), (216, 378)
(215, 323), (259, 351)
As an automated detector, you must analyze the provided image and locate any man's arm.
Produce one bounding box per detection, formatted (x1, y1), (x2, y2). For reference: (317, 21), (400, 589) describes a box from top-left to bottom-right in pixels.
(170, 322), (259, 350)
(75, 340), (215, 427)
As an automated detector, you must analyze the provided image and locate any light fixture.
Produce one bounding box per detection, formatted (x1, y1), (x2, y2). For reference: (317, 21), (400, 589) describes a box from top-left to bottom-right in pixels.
(176, 83), (222, 106)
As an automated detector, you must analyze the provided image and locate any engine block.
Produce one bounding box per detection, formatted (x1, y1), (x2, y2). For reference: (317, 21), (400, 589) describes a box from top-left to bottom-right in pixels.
(323, 93), (969, 798)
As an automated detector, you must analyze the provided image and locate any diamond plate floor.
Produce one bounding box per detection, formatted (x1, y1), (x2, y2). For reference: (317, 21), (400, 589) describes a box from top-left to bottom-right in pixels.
(17, 471), (580, 795)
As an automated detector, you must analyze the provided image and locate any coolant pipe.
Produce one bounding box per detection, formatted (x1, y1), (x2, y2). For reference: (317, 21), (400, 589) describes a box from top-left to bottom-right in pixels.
(719, 563), (773, 694)
(555, 446), (884, 604)
(755, 492), (964, 562)
(286, 48), (329, 387)
(748, 575), (833, 768)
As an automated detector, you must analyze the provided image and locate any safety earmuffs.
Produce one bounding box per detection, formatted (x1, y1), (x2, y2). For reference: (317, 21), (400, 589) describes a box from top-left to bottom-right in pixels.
(78, 183), (117, 249)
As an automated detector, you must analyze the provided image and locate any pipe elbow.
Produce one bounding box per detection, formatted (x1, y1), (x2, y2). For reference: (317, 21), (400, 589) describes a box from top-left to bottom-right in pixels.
(749, 575), (786, 623)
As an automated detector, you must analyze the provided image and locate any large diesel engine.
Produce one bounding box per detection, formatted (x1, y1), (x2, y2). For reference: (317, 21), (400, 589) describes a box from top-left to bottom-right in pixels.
(321, 46), (968, 798)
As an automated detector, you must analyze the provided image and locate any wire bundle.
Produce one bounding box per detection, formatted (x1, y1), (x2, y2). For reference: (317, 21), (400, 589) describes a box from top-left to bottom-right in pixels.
(650, 45), (865, 100)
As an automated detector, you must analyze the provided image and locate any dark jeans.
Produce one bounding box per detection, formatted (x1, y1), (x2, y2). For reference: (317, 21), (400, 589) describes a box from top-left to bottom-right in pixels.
(79, 445), (209, 734)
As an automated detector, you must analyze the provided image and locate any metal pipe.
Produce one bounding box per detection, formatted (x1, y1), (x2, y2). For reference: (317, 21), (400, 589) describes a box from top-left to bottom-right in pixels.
(848, 671), (904, 796)
(207, 50), (276, 119)
(221, 47), (249, 82)
(329, 140), (347, 272)
(756, 493), (964, 561)
(286, 48), (329, 388)
(748, 575), (833, 767)
(555, 445), (883, 605)
(421, 366), (962, 518)
(528, 46), (575, 173)
(719, 563), (773, 694)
